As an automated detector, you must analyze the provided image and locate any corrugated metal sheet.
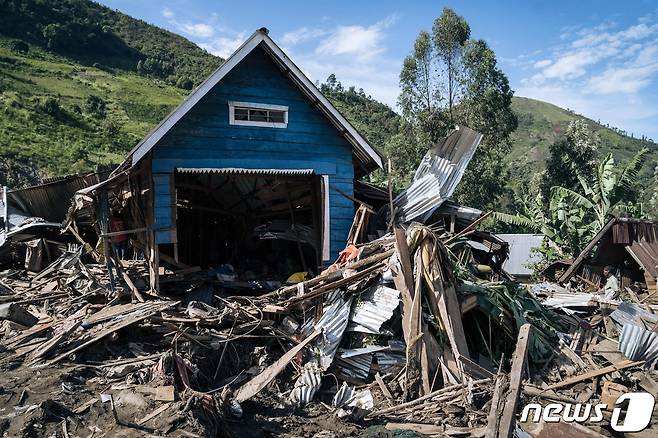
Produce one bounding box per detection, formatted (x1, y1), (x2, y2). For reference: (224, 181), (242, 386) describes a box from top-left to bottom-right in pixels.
(497, 234), (545, 276)
(333, 350), (373, 380)
(301, 290), (353, 370)
(8, 171), (108, 223)
(347, 284), (399, 334)
(393, 126), (483, 223)
(541, 292), (596, 309)
(176, 167), (314, 176)
(619, 323), (658, 367)
(289, 364), (322, 406)
(610, 302), (658, 328)
(375, 340), (405, 371)
(626, 239), (658, 279)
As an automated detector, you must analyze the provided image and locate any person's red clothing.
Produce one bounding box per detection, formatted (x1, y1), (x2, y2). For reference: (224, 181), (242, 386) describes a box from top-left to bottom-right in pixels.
(109, 217), (127, 243)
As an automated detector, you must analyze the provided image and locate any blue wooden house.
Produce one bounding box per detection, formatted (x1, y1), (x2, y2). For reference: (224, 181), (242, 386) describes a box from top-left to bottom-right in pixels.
(102, 28), (382, 286)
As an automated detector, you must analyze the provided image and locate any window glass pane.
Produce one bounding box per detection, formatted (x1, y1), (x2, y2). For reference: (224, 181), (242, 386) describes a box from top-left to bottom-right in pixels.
(269, 110), (285, 123)
(234, 108), (249, 121)
(250, 109), (268, 122)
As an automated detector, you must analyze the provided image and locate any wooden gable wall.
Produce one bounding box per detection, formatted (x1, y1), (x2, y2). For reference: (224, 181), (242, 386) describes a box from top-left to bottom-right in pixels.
(150, 45), (356, 261)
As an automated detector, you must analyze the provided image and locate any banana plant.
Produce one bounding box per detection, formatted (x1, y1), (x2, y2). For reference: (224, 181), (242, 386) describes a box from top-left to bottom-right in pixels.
(494, 148), (649, 259)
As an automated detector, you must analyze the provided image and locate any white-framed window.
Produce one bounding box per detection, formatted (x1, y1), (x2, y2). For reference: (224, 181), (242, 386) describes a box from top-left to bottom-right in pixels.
(228, 101), (288, 128)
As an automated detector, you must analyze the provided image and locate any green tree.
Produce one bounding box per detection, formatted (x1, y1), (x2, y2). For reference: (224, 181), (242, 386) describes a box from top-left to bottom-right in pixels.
(85, 95), (106, 118)
(540, 120), (599, 200)
(495, 147), (649, 261)
(453, 39), (517, 208)
(432, 8), (470, 122)
(397, 8), (517, 210)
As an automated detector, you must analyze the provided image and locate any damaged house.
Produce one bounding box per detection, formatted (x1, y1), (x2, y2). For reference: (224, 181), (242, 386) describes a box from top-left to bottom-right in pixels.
(72, 28), (383, 291)
(559, 217), (658, 294)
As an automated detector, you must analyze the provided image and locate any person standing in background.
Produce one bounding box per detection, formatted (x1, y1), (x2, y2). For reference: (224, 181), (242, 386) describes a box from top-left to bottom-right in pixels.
(109, 212), (128, 259)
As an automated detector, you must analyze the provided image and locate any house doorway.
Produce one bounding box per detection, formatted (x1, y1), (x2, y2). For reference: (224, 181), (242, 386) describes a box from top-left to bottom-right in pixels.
(173, 168), (323, 288)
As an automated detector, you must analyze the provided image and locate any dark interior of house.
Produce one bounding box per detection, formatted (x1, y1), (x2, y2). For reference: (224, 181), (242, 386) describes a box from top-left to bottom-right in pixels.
(174, 170), (321, 289)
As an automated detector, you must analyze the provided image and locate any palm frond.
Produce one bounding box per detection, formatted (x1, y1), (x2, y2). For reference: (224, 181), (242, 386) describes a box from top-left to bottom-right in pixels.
(491, 211), (539, 230)
(550, 186), (594, 209)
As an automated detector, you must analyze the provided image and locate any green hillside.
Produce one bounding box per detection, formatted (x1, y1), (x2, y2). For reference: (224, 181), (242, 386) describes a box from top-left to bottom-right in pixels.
(0, 0), (655, 202)
(508, 97), (658, 196)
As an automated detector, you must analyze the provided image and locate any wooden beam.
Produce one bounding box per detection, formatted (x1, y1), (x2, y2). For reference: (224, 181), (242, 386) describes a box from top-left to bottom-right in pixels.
(498, 323), (532, 438)
(544, 359), (644, 391)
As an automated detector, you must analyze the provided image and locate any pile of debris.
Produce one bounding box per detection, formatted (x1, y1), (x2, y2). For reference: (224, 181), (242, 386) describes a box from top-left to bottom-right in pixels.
(0, 130), (657, 437)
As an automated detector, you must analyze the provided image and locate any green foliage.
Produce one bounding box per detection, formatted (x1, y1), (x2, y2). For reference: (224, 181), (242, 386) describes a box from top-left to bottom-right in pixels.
(84, 95), (106, 118)
(540, 120), (599, 200)
(0, 0), (223, 86)
(495, 144), (650, 270)
(176, 76), (193, 90)
(8, 39), (28, 54)
(397, 8), (517, 210)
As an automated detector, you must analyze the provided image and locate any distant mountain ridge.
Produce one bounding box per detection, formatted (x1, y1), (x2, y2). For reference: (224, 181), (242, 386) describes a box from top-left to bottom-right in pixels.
(0, 0), (655, 199)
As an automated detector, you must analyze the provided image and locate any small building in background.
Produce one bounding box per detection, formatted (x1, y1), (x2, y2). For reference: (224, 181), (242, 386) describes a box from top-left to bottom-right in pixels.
(497, 233), (546, 282)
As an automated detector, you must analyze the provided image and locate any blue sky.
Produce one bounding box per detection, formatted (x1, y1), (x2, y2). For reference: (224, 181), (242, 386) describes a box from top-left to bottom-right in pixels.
(101, 0), (658, 140)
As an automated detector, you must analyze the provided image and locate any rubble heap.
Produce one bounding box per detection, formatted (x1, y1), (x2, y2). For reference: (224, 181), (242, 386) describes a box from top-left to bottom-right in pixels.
(1, 215), (656, 438)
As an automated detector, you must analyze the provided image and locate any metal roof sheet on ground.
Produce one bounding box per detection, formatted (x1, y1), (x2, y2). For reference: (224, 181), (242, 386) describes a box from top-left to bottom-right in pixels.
(301, 290), (353, 370)
(347, 283), (400, 334)
(619, 323), (658, 367)
(610, 302), (658, 328)
(541, 292), (596, 309)
(393, 125), (483, 223)
(289, 364), (322, 406)
(175, 168), (314, 176)
(333, 351), (373, 380)
(497, 234), (545, 276)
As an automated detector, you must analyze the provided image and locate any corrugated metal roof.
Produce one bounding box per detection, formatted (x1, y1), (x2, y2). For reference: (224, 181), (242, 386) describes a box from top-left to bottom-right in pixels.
(333, 350), (373, 380)
(289, 364), (322, 406)
(626, 239), (658, 279)
(8, 171), (108, 223)
(176, 167), (314, 176)
(619, 323), (658, 367)
(560, 217), (658, 283)
(347, 283), (399, 334)
(541, 292), (596, 309)
(301, 290), (353, 370)
(610, 302), (658, 328)
(393, 126), (483, 223)
(497, 234), (545, 276)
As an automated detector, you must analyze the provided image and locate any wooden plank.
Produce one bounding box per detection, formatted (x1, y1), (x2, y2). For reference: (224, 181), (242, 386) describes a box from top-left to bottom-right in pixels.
(485, 372), (507, 438)
(544, 359), (644, 391)
(234, 330), (321, 403)
(498, 323), (532, 438)
(136, 403), (170, 425)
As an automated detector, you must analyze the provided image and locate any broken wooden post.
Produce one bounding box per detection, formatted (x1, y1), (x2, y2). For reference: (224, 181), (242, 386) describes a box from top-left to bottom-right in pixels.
(498, 323), (532, 438)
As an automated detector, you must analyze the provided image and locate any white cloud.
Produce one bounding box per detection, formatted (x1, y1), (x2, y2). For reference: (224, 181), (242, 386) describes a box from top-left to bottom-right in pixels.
(281, 27), (326, 46)
(177, 22), (215, 38)
(199, 33), (247, 58)
(161, 7), (175, 19)
(316, 16), (396, 60)
(516, 15), (658, 139)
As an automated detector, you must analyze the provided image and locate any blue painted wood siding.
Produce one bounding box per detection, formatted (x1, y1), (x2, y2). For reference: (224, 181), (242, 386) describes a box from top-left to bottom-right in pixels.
(151, 45), (355, 260)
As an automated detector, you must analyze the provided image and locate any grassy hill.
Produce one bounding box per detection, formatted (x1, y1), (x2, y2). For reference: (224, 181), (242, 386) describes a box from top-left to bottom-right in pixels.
(508, 97), (658, 197)
(0, 0), (655, 202)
